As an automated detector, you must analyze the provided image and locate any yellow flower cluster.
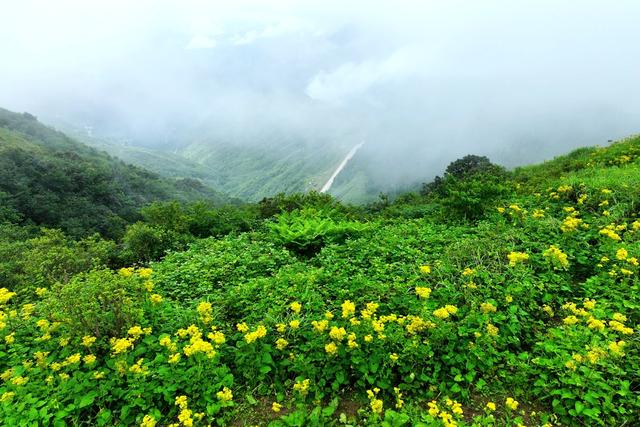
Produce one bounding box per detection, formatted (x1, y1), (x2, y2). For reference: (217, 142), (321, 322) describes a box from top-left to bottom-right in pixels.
(415, 287), (431, 299)
(329, 326), (347, 341)
(293, 378), (310, 395)
(480, 302), (497, 314)
(244, 325), (267, 344)
(561, 216), (583, 233)
(216, 387), (233, 402)
(341, 300), (356, 318)
(507, 251), (529, 267)
(543, 245), (569, 269)
(599, 225), (621, 241)
(366, 388), (383, 414)
(433, 305), (458, 320)
(290, 301), (302, 313)
(419, 265), (431, 274)
(505, 397), (519, 410)
(311, 319), (328, 332)
(197, 301), (213, 324)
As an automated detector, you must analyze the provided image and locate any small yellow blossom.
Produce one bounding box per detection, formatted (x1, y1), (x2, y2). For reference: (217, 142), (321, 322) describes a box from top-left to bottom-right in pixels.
(290, 301), (302, 313)
(341, 300), (356, 318)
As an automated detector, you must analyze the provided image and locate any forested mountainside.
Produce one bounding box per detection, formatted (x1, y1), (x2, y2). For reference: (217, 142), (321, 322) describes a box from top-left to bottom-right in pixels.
(57, 121), (381, 203)
(0, 132), (639, 426)
(0, 108), (234, 239)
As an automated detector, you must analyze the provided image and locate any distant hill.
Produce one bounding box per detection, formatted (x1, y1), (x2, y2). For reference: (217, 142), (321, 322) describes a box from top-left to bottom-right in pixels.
(55, 120), (382, 203)
(0, 108), (234, 238)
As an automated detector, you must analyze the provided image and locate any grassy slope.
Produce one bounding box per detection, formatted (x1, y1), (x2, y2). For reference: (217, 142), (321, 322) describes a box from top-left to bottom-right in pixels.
(1, 135), (640, 426)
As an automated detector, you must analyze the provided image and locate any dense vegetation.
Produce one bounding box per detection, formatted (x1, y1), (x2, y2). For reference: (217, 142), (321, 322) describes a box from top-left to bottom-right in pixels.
(1, 131), (639, 426)
(0, 108), (233, 239)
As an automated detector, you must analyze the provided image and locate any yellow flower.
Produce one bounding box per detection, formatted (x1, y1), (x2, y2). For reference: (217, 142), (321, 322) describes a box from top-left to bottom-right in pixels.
(289, 320), (300, 329)
(370, 398), (383, 414)
(118, 267), (134, 278)
(0, 392), (15, 402)
(111, 338), (134, 355)
(561, 216), (583, 233)
(583, 299), (596, 310)
(543, 245), (569, 269)
(505, 397), (519, 411)
(480, 302), (497, 314)
(140, 414), (156, 427)
(217, 387), (233, 402)
(138, 268), (153, 279)
(129, 358), (148, 375)
(433, 307), (450, 319)
(419, 265), (431, 274)
(244, 325), (267, 344)
(290, 301), (302, 313)
(293, 378), (310, 395)
(486, 402), (496, 411)
(35, 287), (47, 297)
(59, 337), (69, 347)
(507, 251), (529, 267)
(168, 353), (181, 364)
(311, 320), (328, 333)
(236, 322), (249, 333)
(364, 334), (373, 342)
(150, 294), (163, 304)
(83, 354), (97, 365)
(324, 311), (334, 320)
(389, 353), (399, 362)
(325, 342), (338, 354)
(197, 301), (213, 324)
(616, 248), (629, 260)
(82, 335), (97, 347)
(175, 395), (188, 409)
(0, 288), (16, 304)
(208, 330), (225, 345)
(128, 325), (145, 339)
(94, 371), (105, 379)
(486, 323), (499, 336)
(415, 287), (431, 299)
(11, 376), (28, 386)
(272, 402), (282, 412)
(144, 280), (154, 292)
(329, 326), (347, 341)
(542, 305), (554, 316)
(341, 300), (356, 318)
(563, 315), (579, 326)
(276, 338), (288, 350)
(276, 323), (286, 333)
(4, 333), (15, 344)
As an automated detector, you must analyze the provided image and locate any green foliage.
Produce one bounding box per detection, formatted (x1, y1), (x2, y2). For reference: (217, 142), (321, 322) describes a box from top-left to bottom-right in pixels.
(266, 208), (369, 255)
(0, 108), (231, 239)
(42, 268), (147, 338)
(0, 228), (116, 299)
(2, 135), (640, 425)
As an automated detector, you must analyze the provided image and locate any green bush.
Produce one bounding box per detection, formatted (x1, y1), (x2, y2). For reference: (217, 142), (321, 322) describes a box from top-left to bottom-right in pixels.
(266, 208), (369, 256)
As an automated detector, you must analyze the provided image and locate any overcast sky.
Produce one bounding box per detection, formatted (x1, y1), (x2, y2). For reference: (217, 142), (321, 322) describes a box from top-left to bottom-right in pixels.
(1, 0), (639, 184)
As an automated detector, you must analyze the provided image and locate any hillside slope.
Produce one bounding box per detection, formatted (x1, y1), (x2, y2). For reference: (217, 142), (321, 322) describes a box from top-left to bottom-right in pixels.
(0, 108), (233, 238)
(1, 135), (639, 426)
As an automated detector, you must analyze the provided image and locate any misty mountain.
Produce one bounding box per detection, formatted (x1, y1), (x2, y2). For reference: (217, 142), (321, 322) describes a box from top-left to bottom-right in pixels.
(0, 107), (233, 238)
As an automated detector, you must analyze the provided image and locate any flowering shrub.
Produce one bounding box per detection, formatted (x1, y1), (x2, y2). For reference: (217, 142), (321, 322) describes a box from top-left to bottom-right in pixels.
(1, 136), (640, 425)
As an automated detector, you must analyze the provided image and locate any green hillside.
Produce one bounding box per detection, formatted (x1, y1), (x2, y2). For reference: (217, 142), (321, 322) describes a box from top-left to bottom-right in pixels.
(0, 108), (233, 238)
(1, 135), (639, 426)
(61, 123), (372, 202)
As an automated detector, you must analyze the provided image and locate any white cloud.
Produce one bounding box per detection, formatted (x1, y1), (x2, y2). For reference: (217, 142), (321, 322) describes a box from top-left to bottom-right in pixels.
(305, 47), (423, 103)
(186, 35), (217, 49)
